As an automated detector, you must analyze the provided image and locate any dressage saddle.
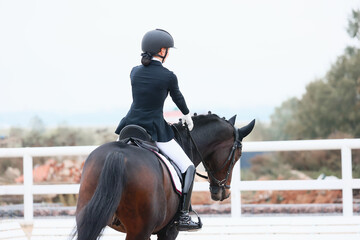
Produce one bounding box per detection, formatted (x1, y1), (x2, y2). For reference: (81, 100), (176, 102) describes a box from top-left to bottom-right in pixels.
(118, 124), (183, 182)
(119, 124), (159, 152)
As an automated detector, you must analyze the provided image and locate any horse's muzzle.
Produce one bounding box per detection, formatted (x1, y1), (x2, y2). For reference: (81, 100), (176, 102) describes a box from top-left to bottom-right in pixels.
(210, 185), (231, 201)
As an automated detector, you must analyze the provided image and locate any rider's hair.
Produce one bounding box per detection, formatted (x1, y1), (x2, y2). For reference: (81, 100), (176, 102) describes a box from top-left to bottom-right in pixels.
(141, 52), (152, 66)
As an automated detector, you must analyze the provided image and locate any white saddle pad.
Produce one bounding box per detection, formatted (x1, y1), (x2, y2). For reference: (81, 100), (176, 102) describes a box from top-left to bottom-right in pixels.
(152, 151), (182, 195)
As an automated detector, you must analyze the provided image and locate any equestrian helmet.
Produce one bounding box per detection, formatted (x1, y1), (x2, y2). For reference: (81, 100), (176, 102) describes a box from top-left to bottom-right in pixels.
(141, 29), (174, 55)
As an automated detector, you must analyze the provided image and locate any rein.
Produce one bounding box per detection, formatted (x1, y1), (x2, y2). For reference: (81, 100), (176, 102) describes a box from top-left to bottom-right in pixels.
(184, 125), (209, 180)
(181, 122), (242, 191)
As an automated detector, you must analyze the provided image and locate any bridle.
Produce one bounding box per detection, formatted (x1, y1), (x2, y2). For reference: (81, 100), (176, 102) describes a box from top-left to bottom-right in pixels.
(178, 121), (243, 197)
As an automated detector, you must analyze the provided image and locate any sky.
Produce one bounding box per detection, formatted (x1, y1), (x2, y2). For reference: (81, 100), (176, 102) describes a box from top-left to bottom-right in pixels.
(0, 0), (359, 128)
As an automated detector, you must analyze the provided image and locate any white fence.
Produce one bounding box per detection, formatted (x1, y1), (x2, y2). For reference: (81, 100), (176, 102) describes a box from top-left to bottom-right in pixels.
(0, 139), (360, 223)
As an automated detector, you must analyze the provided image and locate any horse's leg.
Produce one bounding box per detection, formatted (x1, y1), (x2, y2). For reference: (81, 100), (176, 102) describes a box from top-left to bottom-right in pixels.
(110, 148), (179, 240)
(119, 163), (165, 240)
(121, 202), (156, 240)
(125, 233), (151, 240)
(75, 154), (105, 240)
(156, 157), (181, 240)
(156, 224), (179, 240)
(120, 188), (159, 240)
(155, 191), (180, 240)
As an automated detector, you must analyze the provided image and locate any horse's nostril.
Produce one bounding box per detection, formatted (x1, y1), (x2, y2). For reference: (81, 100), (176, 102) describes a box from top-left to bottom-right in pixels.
(226, 192), (231, 199)
(211, 191), (222, 201)
(210, 186), (220, 194)
(220, 190), (231, 201)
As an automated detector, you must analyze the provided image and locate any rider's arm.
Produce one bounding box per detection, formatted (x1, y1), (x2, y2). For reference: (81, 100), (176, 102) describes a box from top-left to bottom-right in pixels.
(169, 72), (189, 115)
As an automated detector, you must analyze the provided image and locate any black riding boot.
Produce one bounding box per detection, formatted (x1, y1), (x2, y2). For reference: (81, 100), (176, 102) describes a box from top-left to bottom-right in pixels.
(175, 165), (202, 231)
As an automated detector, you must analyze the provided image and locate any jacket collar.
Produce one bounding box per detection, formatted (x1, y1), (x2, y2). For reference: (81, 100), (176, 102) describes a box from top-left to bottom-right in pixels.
(150, 60), (163, 66)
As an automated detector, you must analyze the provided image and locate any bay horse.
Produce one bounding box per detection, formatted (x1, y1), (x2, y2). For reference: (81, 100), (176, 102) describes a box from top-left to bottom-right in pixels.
(72, 113), (255, 240)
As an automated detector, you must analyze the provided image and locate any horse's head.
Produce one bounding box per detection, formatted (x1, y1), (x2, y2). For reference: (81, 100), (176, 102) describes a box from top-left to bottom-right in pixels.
(188, 113), (255, 201)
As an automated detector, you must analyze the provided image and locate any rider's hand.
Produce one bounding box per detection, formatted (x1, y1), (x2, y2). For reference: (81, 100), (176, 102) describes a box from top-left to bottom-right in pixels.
(182, 113), (194, 131)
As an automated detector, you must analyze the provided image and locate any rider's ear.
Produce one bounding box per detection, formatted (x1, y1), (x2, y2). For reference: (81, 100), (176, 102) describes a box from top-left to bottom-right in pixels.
(228, 115), (237, 126)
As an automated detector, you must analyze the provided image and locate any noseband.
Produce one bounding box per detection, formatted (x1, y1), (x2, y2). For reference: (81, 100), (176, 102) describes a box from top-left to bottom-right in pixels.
(184, 122), (242, 196)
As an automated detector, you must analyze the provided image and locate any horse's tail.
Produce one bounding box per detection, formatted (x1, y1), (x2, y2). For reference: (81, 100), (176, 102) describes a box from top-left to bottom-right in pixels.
(73, 151), (126, 240)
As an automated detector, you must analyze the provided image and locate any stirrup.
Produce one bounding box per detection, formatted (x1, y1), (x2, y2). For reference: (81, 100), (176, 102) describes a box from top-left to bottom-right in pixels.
(175, 209), (202, 232)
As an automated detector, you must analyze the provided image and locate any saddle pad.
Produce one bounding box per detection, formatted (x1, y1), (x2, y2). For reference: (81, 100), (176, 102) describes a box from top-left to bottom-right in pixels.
(152, 151), (182, 196)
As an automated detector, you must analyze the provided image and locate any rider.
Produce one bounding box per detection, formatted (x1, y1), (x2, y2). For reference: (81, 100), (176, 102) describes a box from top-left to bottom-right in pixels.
(115, 29), (201, 231)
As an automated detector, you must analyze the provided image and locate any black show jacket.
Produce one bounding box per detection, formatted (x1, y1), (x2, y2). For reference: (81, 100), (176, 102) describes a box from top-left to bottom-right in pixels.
(115, 60), (189, 142)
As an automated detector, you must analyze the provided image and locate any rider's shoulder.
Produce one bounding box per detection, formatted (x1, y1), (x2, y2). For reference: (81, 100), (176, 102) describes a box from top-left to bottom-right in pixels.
(130, 63), (176, 80)
(131, 65), (141, 73)
(160, 66), (176, 78)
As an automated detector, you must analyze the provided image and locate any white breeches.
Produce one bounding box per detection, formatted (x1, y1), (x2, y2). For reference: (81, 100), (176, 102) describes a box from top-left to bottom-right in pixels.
(156, 139), (194, 173)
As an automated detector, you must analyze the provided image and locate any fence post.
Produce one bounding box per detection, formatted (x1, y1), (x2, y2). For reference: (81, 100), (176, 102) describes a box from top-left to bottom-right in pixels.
(23, 154), (34, 223)
(231, 161), (241, 217)
(341, 145), (353, 217)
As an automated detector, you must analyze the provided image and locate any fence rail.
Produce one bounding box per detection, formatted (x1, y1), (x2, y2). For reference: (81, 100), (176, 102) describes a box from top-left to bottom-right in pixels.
(1, 139), (360, 223)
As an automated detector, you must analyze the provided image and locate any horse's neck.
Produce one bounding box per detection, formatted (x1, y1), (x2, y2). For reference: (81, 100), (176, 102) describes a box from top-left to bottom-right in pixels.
(173, 125), (203, 167)
(174, 120), (231, 167)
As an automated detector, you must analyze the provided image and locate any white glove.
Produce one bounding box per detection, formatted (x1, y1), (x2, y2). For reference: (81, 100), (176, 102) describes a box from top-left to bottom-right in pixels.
(181, 113), (194, 131)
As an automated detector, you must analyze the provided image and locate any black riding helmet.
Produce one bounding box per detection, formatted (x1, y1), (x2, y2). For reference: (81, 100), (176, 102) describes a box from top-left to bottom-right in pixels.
(141, 29), (174, 62)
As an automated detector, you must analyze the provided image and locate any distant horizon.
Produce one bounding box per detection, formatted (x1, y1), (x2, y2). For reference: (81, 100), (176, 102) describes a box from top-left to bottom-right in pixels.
(0, 106), (272, 129)
(1, 1), (359, 127)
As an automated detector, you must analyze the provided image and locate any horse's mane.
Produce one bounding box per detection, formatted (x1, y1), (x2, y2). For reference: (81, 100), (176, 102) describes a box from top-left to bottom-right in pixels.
(173, 112), (233, 142)
(174, 112), (222, 128)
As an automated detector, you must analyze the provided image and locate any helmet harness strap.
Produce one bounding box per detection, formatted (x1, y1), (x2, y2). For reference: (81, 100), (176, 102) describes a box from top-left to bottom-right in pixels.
(155, 48), (168, 63)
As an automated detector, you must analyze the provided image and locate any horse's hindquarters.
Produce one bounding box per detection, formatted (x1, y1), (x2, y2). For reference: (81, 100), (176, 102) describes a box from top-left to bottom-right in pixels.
(76, 142), (179, 239)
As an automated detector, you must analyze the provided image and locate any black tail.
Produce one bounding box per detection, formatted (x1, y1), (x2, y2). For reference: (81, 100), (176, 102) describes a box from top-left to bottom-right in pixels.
(71, 151), (126, 240)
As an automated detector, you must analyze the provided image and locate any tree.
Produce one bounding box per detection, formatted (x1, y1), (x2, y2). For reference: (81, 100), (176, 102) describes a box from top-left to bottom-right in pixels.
(269, 8), (360, 140)
(292, 48), (360, 139)
(23, 116), (46, 147)
(269, 97), (300, 140)
(347, 9), (360, 40)
(263, 9), (360, 179)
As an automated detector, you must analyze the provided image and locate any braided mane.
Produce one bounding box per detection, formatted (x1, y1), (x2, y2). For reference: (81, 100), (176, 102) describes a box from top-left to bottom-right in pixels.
(173, 112), (233, 144)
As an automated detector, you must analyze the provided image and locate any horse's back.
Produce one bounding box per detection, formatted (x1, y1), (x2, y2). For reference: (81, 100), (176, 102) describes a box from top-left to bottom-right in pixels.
(83, 141), (128, 168)
(78, 141), (159, 198)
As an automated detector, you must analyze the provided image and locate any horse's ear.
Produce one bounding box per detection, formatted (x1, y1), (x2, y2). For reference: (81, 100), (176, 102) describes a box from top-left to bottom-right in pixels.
(238, 119), (255, 140)
(228, 115), (237, 126)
